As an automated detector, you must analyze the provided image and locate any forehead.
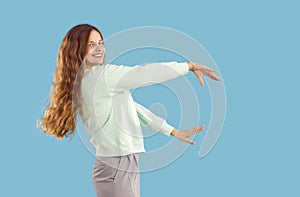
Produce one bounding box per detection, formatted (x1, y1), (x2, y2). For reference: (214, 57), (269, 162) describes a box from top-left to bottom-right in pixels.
(88, 30), (102, 41)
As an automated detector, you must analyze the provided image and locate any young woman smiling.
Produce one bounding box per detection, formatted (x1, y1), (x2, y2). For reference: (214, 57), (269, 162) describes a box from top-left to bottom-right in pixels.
(37, 24), (221, 197)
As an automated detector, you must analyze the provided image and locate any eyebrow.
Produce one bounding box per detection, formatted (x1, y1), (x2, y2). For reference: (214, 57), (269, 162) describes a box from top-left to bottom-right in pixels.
(88, 40), (103, 43)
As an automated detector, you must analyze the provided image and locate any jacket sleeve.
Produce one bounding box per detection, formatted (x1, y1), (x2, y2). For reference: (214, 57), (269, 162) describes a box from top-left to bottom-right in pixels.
(104, 61), (189, 92)
(134, 101), (174, 136)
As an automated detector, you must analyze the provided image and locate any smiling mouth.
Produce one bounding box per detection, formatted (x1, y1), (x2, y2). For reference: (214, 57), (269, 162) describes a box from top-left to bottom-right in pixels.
(92, 53), (103, 58)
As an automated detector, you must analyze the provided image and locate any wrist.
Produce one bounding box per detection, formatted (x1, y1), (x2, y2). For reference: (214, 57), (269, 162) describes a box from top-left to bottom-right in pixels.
(171, 128), (179, 137)
(187, 62), (194, 71)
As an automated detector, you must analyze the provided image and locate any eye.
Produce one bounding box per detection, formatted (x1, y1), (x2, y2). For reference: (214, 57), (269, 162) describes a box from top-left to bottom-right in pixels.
(99, 41), (105, 45)
(89, 43), (94, 47)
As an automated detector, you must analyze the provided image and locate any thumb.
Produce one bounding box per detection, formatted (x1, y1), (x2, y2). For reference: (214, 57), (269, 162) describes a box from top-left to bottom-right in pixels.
(183, 138), (195, 145)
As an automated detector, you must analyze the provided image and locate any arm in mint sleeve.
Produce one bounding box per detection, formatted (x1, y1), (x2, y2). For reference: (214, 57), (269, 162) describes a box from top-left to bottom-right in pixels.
(134, 101), (175, 136)
(104, 61), (189, 92)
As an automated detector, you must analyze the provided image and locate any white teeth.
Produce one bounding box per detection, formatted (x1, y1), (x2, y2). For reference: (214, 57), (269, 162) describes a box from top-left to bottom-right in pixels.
(93, 53), (102, 57)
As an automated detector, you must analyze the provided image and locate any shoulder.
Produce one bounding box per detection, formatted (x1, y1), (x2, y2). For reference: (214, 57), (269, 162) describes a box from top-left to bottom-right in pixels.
(103, 63), (134, 75)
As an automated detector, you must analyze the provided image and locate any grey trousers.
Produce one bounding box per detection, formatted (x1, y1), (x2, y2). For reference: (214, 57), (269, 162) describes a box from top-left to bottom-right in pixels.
(92, 153), (140, 197)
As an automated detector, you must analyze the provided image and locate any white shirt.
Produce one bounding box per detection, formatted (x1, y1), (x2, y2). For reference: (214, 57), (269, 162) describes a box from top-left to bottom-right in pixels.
(79, 61), (189, 156)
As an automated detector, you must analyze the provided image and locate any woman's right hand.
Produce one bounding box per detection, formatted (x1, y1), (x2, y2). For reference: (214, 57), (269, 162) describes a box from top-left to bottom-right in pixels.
(188, 62), (221, 87)
(171, 126), (205, 145)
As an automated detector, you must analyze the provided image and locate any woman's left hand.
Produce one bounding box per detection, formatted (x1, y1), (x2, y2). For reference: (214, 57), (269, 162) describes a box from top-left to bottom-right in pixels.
(188, 62), (221, 87)
(171, 126), (205, 144)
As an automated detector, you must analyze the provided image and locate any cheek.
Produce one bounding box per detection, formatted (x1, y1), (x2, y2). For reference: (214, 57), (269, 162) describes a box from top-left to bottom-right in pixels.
(84, 53), (93, 63)
(85, 48), (94, 59)
(86, 48), (93, 55)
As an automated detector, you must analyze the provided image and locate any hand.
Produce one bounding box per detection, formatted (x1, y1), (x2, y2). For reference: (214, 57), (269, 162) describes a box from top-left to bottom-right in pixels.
(171, 125), (205, 145)
(188, 62), (221, 87)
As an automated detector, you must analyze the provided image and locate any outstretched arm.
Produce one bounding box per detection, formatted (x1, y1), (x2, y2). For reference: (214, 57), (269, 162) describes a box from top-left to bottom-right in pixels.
(104, 61), (189, 92)
(134, 101), (174, 136)
(104, 61), (221, 92)
(134, 101), (205, 145)
(133, 62), (222, 144)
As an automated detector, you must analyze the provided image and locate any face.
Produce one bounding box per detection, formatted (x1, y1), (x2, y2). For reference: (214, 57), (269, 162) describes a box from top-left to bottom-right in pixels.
(84, 30), (106, 68)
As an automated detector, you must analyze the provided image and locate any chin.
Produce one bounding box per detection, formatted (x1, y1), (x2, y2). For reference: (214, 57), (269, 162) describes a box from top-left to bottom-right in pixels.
(93, 60), (103, 65)
(99, 59), (105, 65)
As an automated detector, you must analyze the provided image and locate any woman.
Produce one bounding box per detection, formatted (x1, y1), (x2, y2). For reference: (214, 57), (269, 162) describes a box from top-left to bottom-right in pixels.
(37, 24), (221, 197)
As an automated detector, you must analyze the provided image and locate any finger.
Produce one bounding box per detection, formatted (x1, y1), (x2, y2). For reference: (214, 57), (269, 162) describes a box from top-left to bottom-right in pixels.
(199, 77), (204, 87)
(185, 139), (196, 145)
(197, 125), (205, 130)
(194, 126), (205, 132)
(186, 126), (204, 136)
(209, 73), (222, 81)
(193, 70), (205, 87)
(207, 68), (218, 72)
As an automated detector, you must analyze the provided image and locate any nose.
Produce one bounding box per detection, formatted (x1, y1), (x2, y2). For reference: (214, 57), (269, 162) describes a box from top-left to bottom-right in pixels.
(95, 44), (101, 51)
(95, 43), (104, 51)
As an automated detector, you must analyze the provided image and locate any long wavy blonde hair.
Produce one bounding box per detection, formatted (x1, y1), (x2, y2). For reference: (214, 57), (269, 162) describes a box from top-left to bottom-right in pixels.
(37, 24), (103, 140)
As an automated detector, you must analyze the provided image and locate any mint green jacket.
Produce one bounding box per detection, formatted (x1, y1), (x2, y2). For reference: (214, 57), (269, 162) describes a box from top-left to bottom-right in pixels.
(80, 61), (189, 156)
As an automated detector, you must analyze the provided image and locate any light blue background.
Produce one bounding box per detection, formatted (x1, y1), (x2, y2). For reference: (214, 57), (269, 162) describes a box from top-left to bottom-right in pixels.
(0, 0), (299, 196)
